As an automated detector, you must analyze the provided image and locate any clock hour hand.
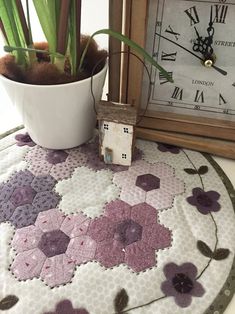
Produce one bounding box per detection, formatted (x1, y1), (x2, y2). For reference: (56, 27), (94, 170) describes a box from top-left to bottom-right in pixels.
(156, 32), (227, 76)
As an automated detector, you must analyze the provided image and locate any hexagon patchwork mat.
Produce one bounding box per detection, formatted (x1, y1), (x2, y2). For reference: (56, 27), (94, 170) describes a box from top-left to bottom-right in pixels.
(0, 129), (234, 314)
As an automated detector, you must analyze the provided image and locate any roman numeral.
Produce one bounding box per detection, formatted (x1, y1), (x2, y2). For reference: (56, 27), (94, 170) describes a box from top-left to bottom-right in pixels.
(161, 51), (177, 61)
(165, 25), (180, 41)
(159, 72), (173, 85)
(171, 87), (183, 100)
(219, 93), (227, 105)
(194, 90), (204, 103)
(213, 5), (228, 23)
(185, 6), (200, 25)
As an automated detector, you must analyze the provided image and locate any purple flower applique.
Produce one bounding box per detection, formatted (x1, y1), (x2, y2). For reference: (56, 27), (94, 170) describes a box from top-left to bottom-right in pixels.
(187, 187), (221, 215)
(114, 160), (185, 209)
(0, 170), (60, 228)
(161, 262), (205, 307)
(44, 300), (89, 314)
(88, 200), (172, 272)
(157, 143), (180, 154)
(15, 133), (36, 147)
(11, 209), (96, 287)
(25, 146), (87, 180)
(79, 136), (143, 172)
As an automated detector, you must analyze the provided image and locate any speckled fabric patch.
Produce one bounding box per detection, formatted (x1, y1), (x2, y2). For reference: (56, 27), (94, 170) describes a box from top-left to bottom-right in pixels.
(0, 129), (234, 314)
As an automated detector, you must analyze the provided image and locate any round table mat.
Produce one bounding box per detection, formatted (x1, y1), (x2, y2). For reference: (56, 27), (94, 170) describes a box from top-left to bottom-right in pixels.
(0, 127), (234, 314)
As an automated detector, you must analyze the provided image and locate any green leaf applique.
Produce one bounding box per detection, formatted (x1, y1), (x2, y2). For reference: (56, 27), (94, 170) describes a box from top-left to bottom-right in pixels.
(114, 288), (129, 313)
(213, 248), (230, 260)
(197, 240), (213, 258)
(184, 168), (198, 174)
(198, 166), (209, 175)
(0, 295), (19, 310)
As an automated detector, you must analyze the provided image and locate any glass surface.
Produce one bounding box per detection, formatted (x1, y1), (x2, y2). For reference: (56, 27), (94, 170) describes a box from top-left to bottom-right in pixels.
(144, 0), (235, 120)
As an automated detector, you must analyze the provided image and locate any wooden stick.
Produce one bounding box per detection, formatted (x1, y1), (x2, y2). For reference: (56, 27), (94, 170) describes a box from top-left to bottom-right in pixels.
(125, 0), (148, 107)
(75, 0), (81, 67)
(120, 0), (132, 103)
(136, 127), (235, 159)
(57, 0), (71, 54)
(109, 0), (123, 102)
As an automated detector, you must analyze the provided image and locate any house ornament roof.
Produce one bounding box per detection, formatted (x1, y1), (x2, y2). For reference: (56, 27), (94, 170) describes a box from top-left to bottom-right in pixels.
(97, 101), (138, 125)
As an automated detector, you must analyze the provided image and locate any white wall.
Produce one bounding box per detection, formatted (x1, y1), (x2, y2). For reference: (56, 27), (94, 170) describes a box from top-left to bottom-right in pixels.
(0, 0), (108, 133)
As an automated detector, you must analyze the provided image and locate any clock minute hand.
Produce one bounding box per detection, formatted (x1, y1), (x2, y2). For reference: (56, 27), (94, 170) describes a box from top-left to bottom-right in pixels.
(155, 32), (227, 76)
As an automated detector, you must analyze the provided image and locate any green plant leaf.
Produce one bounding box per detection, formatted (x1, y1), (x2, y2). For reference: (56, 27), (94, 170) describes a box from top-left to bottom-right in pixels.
(198, 166), (209, 175)
(213, 248), (230, 260)
(0, 295), (19, 310)
(79, 29), (173, 82)
(184, 168), (198, 174)
(13, 0), (32, 65)
(114, 289), (129, 313)
(33, 0), (57, 53)
(0, 0), (26, 65)
(14, 0), (29, 45)
(4, 45), (64, 58)
(197, 240), (213, 258)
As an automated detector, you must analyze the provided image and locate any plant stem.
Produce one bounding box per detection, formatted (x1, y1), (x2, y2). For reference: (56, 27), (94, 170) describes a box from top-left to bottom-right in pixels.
(114, 295), (167, 313)
(182, 149), (205, 190)
(196, 212), (218, 280)
(182, 150), (219, 281)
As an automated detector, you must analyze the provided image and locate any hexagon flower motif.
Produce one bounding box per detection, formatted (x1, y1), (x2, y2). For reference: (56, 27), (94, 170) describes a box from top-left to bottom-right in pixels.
(88, 200), (172, 272)
(11, 209), (96, 287)
(15, 133), (36, 147)
(79, 136), (143, 172)
(56, 167), (120, 218)
(0, 170), (60, 228)
(113, 160), (185, 210)
(25, 146), (87, 180)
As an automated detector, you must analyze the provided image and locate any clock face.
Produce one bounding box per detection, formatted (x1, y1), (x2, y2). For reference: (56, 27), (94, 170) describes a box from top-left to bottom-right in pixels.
(145, 0), (235, 120)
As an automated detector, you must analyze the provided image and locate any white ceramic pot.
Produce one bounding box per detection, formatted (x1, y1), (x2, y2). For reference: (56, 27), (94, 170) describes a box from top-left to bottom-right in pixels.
(0, 64), (107, 149)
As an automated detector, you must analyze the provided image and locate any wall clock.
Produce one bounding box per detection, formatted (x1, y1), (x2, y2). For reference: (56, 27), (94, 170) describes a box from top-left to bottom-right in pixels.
(119, 0), (235, 158)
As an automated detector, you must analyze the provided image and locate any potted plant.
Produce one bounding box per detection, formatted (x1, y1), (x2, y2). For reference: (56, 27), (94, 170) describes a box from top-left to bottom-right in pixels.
(0, 0), (171, 149)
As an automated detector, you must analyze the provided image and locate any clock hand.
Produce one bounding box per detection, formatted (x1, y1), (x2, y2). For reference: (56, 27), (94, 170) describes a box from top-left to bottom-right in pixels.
(193, 26), (206, 54)
(204, 6), (215, 56)
(155, 32), (227, 76)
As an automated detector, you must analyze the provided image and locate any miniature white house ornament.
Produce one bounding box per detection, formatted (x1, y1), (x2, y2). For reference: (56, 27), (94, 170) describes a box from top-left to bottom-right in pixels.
(97, 101), (138, 166)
